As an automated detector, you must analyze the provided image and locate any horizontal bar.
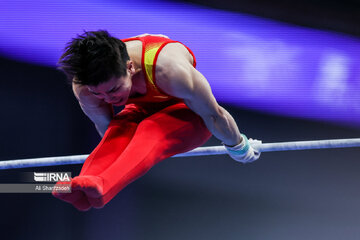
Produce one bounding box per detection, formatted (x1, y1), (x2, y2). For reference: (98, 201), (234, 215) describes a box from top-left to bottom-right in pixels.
(1, 138), (360, 170)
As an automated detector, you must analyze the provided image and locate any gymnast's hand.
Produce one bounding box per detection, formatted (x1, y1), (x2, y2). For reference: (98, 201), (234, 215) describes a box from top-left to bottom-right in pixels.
(224, 134), (261, 164)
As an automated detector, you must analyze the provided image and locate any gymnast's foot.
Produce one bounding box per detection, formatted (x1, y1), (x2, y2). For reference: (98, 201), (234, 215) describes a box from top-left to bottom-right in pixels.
(71, 176), (106, 209)
(52, 181), (92, 211)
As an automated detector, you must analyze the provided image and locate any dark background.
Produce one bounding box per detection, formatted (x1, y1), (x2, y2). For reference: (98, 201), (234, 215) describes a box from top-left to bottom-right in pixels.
(1, 1), (360, 239)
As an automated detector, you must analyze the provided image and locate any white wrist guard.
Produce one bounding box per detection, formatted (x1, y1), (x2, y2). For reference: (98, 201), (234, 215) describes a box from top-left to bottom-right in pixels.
(224, 134), (261, 163)
(224, 134), (250, 156)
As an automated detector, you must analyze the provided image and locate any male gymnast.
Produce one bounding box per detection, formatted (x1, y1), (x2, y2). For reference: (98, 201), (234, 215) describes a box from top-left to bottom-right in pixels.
(53, 31), (260, 211)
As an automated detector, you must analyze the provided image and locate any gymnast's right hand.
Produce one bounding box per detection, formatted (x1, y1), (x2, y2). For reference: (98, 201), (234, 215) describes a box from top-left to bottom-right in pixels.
(224, 134), (261, 164)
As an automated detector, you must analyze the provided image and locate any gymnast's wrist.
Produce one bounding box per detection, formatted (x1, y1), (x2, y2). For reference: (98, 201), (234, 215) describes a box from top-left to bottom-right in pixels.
(223, 134), (243, 147)
(223, 134), (250, 155)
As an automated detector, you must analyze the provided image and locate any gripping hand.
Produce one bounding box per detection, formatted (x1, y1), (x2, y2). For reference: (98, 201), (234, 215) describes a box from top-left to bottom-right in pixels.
(224, 134), (261, 164)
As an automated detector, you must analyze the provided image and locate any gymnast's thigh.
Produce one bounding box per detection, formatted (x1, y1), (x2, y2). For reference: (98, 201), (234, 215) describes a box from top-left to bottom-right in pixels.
(80, 104), (149, 175)
(131, 102), (212, 161)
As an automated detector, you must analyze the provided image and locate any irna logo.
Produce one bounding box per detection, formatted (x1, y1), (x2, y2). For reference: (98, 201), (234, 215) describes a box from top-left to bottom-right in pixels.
(34, 172), (71, 182)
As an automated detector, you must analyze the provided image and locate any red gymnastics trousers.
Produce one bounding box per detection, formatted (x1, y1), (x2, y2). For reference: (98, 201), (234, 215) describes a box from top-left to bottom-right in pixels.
(52, 101), (211, 211)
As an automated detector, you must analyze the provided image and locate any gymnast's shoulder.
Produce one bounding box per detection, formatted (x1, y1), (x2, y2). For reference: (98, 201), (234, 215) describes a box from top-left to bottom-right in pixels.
(155, 48), (209, 100)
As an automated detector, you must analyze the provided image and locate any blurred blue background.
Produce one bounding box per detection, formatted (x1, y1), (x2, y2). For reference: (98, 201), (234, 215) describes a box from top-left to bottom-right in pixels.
(1, 0), (360, 239)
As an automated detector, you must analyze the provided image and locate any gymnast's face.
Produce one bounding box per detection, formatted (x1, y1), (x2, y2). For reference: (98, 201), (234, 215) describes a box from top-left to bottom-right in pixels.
(87, 71), (133, 106)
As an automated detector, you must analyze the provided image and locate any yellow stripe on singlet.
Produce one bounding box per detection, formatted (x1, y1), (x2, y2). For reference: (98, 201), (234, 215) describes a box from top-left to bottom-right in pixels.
(143, 42), (168, 99)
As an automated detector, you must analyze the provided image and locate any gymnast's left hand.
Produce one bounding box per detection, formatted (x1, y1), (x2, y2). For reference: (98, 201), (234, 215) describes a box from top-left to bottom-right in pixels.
(224, 134), (261, 164)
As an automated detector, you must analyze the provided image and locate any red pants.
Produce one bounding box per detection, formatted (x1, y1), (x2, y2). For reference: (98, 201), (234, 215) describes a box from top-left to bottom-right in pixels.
(53, 101), (211, 211)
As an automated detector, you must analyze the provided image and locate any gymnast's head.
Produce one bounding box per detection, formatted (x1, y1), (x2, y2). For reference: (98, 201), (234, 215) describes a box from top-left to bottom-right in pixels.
(58, 30), (134, 105)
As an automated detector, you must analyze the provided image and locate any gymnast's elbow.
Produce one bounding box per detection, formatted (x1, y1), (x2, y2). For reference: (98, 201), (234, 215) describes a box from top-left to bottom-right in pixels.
(201, 105), (227, 127)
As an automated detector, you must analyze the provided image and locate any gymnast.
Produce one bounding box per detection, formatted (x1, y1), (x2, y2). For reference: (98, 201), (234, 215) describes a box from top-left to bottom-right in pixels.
(52, 30), (260, 211)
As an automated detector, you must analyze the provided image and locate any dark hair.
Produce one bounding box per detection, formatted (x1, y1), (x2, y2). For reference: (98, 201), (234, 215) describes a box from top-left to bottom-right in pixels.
(57, 30), (130, 86)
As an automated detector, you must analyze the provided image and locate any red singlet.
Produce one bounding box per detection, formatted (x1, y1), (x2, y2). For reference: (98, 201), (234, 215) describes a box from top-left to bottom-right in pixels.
(53, 36), (211, 211)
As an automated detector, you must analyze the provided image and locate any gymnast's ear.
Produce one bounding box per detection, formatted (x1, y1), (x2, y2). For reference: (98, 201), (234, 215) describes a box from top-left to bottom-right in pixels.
(127, 60), (135, 75)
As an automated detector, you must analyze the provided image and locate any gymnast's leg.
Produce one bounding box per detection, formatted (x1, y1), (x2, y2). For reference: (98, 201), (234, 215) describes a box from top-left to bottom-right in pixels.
(52, 104), (148, 211)
(71, 102), (212, 209)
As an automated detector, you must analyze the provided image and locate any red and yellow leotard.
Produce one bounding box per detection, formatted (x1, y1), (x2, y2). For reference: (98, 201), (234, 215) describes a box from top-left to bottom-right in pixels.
(122, 35), (197, 104)
(53, 35), (211, 211)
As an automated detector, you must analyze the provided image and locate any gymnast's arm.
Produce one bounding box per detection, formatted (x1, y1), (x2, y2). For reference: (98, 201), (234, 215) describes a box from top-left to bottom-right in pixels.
(72, 82), (114, 138)
(155, 60), (242, 147)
